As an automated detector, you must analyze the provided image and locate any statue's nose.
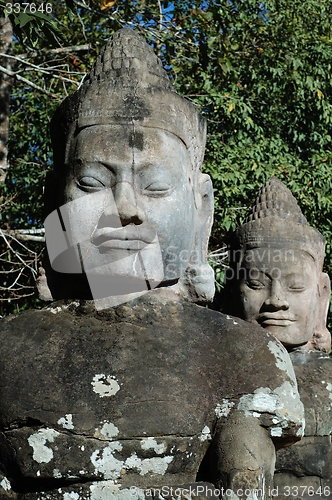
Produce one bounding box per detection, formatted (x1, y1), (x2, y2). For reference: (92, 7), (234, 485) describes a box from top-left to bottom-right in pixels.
(264, 280), (289, 310)
(102, 182), (146, 227)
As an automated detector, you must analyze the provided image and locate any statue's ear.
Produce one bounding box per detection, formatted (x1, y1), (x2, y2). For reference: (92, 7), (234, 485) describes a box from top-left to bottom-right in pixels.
(195, 172), (214, 263)
(180, 173), (215, 304)
(303, 272), (331, 352)
(319, 272), (331, 327)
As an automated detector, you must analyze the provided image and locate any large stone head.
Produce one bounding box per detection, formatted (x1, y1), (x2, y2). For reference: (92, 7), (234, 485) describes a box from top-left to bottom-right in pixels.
(44, 29), (214, 307)
(227, 177), (331, 352)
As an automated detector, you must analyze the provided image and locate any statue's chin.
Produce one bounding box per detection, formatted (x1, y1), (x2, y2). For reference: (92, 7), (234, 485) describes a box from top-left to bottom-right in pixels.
(85, 279), (183, 310)
(86, 273), (162, 300)
(263, 323), (311, 349)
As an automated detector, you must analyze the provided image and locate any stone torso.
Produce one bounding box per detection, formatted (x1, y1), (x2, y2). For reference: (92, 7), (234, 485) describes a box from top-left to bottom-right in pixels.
(0, 296), (302, 499)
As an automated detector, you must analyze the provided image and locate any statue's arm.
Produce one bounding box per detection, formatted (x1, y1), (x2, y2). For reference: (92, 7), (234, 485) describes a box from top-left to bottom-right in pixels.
(210, 409), (276, 499)
(209, 338), (304, 500)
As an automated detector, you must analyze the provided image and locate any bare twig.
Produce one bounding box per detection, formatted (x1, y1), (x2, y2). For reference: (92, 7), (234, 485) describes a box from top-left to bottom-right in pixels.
(7, 267), (25, 290)
(0, 53), (81, 86)
(1, 228), (45, 243)
(48, 68), (86, 75)
(208, 247), (228, 267)
(0, 192), (18, 208)
(0, 229), (40, 274)
(17, 44), (91, 59)
(77, 7), (88, 42)
(157, 0), (163, 32)
(62, 79), (68, 96)
(0, 292), (35, 302)
(0, 228), (43, 305)
(11, 229), (44, 235)
(0, 64), (58, 98)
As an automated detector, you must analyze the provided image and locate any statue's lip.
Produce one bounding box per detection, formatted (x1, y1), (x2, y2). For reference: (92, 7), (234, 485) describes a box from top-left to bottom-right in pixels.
(97, 239), (149, 252)
(258, 315), (295, 326)
(91, 226), (156, 247)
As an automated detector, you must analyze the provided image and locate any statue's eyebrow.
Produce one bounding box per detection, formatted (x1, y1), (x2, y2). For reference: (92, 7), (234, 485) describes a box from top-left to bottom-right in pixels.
(73, 159), (122, 173)
(135, 162), (165, 173)
(245, 268), (271, 280)
(283, 271), (308, 280)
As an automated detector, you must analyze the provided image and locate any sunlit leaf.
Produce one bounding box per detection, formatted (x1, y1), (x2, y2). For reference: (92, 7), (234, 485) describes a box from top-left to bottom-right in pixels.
(317, 89), (324, 99)
(100, 0), (117, 11)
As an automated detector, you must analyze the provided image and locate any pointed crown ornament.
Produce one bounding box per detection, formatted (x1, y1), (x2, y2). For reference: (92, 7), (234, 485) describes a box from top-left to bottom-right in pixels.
(229, 177), (326, 269)
(50, 29), (206, 179)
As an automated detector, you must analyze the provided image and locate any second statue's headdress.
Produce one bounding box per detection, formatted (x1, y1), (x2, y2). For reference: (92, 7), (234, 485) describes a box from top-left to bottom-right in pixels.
(229, 177), (326, 269)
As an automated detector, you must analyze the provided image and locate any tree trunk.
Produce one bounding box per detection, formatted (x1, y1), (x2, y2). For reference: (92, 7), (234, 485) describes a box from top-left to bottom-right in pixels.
(0, 14), (12, 184)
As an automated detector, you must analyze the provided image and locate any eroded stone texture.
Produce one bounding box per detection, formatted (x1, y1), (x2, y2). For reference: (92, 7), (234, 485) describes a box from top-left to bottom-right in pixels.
(0, 295), (303, 498)
(274, 350), (332, 494)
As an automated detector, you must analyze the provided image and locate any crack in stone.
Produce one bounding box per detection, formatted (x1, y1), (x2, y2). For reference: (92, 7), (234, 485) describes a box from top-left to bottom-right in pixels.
(3, 424), (198, 443)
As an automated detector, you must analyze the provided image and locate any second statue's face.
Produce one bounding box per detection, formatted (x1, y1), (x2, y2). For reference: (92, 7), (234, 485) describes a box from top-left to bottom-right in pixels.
(235, 248), (320, 347)
(60, 124), (196, 295)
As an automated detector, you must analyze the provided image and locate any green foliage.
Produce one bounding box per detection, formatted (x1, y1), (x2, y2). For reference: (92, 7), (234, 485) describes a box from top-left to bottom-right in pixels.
(2, 0), (332, 323)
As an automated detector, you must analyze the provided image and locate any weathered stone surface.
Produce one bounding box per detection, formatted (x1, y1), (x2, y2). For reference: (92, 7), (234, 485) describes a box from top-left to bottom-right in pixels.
(15, 482), (221, 500)
(0, 295), (303, 498)
(275, 350), (332, 493)
(273, 473), (331, 500)
(276, 436), (332, 478)
(291, 350), (332, 436)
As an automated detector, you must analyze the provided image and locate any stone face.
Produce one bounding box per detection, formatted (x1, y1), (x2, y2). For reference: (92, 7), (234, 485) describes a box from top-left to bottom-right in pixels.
(229, 247), (323, 347)
(0, 296), (303, 498)
(45, 28), (214, 307)
(227, 176), (330, 351)
(52, 125), (194, 290)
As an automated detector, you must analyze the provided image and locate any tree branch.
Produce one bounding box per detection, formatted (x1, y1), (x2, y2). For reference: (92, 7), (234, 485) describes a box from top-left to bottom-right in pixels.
(0, 64), (58, 98)
(1, 229), (45, 242)
(17, 44), (91, 59)
(0, 53), (82, 86)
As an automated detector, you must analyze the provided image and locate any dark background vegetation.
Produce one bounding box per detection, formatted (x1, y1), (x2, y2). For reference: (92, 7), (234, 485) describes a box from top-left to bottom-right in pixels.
(1, 0), (332, 325)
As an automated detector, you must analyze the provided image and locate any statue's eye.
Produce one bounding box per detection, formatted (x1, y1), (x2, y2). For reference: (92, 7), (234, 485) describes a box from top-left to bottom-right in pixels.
(77, 176), (105, 192)
(289, 283), (306, 291)
(246, 280), (265, 290)
(143, 182), (173, 197)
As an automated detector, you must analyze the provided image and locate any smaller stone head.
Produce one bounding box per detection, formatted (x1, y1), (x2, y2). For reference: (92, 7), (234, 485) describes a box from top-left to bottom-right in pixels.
(227, 177), (331, 352)
(43, 29), (214, 307)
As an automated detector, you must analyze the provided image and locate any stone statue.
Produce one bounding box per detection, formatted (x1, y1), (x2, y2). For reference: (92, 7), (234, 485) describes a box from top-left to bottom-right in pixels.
(227, 177), (332, 496)
(0, 31), (304, 500)
(42, 26), (214, 309)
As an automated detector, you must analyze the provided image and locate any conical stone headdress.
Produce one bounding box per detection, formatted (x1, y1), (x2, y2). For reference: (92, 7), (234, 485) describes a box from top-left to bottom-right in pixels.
(229, 177), (326, 269)
(50, 28), (206, 177)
